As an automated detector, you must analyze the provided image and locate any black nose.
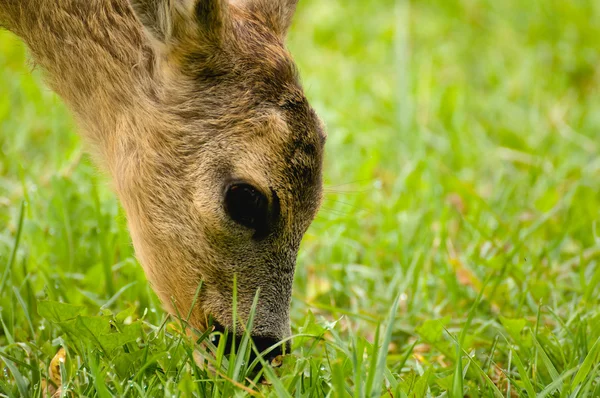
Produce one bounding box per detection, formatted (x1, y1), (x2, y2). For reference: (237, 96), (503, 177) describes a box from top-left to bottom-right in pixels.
(211, 322), (289, 368)
(251, 335), (286, 361)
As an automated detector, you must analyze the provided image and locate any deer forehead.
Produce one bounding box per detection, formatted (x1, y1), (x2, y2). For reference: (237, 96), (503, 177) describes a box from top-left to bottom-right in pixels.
(235, 109), (321, 170)
(231, 108), (324, 218)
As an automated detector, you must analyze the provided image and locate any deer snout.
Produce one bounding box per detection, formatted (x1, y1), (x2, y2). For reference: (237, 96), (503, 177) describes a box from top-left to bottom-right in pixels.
(212, 321), (290, 369)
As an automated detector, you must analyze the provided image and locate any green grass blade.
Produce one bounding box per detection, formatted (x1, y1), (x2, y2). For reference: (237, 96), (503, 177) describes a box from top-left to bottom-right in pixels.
(570, 335), (600, 391)
(256, 352), (291, 398)
(232, 290), (259, 381)
(0, 351), (29, 397)
(368, 291), (401, 398)
(536, 368), (577, 398)
(532, 336), (561, 390)
(510, 345), (536, 398)
(12, 285), (35, 337)
(451, 344), (464, 398)
(0, 201), (25, 296)
(364, 323), (381, 395)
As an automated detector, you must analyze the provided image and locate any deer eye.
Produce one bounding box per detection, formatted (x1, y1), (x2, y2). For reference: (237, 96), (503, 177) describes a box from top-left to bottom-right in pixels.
(224, 183), (269, 232)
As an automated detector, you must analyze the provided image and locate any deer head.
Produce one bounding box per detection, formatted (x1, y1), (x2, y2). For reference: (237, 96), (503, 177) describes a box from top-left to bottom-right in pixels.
(0, 0), (324, 360)
(118, 0), (326, 356)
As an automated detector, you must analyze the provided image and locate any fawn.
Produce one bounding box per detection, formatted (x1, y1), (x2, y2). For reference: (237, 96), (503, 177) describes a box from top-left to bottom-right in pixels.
(0, 0), (325, 361)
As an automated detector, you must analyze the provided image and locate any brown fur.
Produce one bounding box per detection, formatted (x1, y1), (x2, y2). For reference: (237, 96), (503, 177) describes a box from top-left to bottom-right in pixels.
(0, 0), (325, 344)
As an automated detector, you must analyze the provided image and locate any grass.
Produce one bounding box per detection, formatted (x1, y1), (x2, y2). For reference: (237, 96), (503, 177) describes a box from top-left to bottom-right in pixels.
(1, 0), (600, 396)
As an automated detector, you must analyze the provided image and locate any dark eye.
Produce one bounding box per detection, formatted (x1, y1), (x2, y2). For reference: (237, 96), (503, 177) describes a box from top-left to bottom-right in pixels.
(224, 183), (269, 232)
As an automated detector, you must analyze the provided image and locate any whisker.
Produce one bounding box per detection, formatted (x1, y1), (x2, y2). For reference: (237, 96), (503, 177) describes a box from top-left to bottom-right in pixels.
(324, 178), (374, 188)
(326, 199), (361, 209)
(314, 214), (344, 222)
(316, 207), (357, 219)
(323, 187), (371, 195)
(319, 206), (351, 216)
(324, 188), (369, 195)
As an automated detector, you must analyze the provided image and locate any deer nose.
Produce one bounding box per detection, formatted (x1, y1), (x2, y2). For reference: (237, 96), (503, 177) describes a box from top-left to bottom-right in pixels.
(252, 335), (288, 363)
(211, 322), (289, 369)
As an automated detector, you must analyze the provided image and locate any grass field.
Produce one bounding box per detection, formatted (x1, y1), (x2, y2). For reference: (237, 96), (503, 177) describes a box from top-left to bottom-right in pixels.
(2, 0), (600, 396)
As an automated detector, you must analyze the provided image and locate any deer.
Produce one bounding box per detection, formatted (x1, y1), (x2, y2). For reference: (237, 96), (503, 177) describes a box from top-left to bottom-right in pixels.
(0, 0), (325, 365)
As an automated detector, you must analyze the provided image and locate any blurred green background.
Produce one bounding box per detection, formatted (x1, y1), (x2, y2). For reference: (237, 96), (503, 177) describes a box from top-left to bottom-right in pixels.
(1, 0), (600, 396)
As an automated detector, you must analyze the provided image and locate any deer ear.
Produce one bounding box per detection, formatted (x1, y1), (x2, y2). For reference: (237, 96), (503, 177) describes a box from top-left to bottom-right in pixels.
(129, 0), (175, 45)
(241, 0), (299, 37)
(129, 0), (230, 47)
(193, 0), (230, 36)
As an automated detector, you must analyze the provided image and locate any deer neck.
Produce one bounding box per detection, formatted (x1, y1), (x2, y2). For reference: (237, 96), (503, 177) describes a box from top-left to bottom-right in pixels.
(4, 0), (159, 149)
